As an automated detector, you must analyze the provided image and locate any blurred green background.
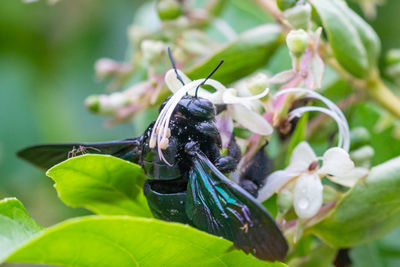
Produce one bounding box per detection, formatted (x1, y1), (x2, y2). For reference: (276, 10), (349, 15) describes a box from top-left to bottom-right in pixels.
(0, 0), (147, 226)
(1, 0), (400, 266)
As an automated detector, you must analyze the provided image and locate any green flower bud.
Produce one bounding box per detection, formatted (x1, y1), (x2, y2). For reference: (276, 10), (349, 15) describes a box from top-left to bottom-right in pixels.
(157, 0), (182, 21)
(246, 73), (269, 95)
(85, 93), (130, 116)
(350, 145), (375, 166)
(386, 64), (400, 86)
(385, 49), (400, 66)
(85, 95), (100, 113)
(385, 49), (400, 85)
(277, 189), (293, 214)
(277, 0), (298, 11)
(283, 3), (311, 30)
(350, 127), (371, 149)
(286, 29), (309, 57)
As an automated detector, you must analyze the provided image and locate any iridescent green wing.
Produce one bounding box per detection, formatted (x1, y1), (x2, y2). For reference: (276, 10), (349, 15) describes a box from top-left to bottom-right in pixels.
(186, 151), (288, 261)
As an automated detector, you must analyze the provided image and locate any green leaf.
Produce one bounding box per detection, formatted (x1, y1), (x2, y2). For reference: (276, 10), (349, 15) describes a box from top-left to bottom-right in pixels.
(47, 154), (152, 218)
(6, 216), (287, 267)
(309, 156), (400, 247)
(0, 198), (42, 262)
(351, 228), (400, 267)
(300, 243), (337, 267)
(289, 243), (337, 267)
(187, 24), (283, 84)
(338, 3), (380, 71)
(351, 242), (385, 267)
(310, 0), (380, 78)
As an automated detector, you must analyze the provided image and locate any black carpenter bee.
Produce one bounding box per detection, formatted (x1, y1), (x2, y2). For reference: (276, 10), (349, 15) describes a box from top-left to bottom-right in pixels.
(18, 51), (288, 261)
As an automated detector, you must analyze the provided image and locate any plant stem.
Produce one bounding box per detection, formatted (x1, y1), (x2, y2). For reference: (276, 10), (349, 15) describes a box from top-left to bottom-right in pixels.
(367, 77), (400, 118)
(252, 0), (292, 32)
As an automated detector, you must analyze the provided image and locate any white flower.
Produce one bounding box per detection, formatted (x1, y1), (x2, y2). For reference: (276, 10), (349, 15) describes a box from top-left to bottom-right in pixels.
(257, 141), (368, 219)
(141, 40), (166, 64)
(165, 69), (273, 136)
(268, 28), (324, 90)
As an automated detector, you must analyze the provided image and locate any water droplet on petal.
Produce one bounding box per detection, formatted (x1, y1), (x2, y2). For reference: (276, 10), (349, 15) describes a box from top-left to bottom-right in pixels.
(298, 198), (309, 210)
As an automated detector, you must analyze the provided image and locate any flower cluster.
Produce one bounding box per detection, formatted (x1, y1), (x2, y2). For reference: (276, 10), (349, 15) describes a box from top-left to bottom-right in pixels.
(155, 62), (369, 221)
(87, 7), (371, 225)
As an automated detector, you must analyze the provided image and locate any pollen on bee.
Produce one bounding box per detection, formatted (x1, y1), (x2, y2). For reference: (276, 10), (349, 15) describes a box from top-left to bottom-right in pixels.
(156, 126), (171, 138)
(159, 137), (169, 150)
(149, 136), (157, 149)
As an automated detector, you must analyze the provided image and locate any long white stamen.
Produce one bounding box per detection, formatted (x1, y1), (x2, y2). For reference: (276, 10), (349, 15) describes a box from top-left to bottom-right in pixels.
(289, 106), (349, 151)
(276, 88), (350, 151)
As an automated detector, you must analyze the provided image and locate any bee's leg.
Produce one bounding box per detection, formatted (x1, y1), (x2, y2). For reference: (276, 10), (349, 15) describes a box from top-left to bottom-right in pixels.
(214, 134), (241, 173)
(227, 134), (241, 161)
(239, 142), (271, 198)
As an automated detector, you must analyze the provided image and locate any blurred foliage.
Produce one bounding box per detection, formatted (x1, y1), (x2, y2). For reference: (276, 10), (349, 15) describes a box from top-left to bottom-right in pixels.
(0, 0), (146, 226)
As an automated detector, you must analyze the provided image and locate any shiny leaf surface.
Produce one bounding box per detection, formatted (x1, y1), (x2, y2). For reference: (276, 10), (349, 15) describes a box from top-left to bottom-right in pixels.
(47, 154), (152, 218)
(6, 216), (287, 266)
(0, 198), (42, 262)
(310, 0), (380, 78)
(186, 24), (283, 84)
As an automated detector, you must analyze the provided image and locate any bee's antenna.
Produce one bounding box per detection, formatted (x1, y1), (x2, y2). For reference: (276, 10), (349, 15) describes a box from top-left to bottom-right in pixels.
(195, 60), (224, 98)
(168, 47), (185, 86)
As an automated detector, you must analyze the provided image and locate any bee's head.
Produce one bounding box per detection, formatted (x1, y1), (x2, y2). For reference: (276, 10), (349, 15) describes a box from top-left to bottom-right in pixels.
(150, 51), (223, 164)
(176, 95), (215, 121)
(159, 95), (215, 121)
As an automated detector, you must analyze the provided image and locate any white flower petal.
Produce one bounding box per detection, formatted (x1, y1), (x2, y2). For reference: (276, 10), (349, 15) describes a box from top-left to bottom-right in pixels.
(215, 111), (234, 148)
(202, 90), (224, 104)
(310, 54), (324, 89)
(223, 89), (253, 110)
(287, 141), (317, 172)
(222, 89), (241, 103)
(319, 147), (354, 177)
(165, 69), (192, 93)
(228, 104), (273, 136)
(293, 173), (323, 219)
(328, 167), (368, 187)
(268, 70), (296, 84)
(257, 169), (301, 202)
